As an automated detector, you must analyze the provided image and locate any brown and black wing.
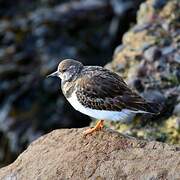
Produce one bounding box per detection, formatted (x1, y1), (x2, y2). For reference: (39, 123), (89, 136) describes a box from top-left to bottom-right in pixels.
(76, 67), (158, 113)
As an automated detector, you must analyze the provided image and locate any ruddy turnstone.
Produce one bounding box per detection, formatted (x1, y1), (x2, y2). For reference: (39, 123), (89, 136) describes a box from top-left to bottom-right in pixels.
(47, 59), (160, 135)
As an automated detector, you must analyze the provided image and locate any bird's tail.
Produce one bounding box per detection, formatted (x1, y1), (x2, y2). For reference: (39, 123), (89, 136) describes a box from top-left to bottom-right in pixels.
(144, 101), (162, 114)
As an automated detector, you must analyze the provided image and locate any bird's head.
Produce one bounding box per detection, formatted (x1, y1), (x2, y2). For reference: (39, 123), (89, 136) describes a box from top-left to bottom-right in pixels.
(47, 59), (83, 82)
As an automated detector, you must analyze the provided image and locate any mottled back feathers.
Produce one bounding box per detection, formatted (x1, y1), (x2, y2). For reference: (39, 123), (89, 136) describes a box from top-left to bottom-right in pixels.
(63, 66), (159, 114)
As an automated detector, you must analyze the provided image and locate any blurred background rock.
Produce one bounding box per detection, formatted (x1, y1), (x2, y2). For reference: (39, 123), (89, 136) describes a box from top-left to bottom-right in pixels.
(0, 0), (179, 168)
(0, 0), (144, 167)
(105, 0), (180, 146)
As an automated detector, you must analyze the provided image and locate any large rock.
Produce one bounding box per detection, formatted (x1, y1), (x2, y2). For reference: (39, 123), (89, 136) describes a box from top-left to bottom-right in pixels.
(0, 128), (179, 179)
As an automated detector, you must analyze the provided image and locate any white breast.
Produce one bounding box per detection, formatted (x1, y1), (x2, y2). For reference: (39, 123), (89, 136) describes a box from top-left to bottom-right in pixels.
(67, 92), (136, 122)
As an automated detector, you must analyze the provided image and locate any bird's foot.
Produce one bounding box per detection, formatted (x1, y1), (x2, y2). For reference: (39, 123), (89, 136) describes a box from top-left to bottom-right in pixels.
(83, 120), (104, 135)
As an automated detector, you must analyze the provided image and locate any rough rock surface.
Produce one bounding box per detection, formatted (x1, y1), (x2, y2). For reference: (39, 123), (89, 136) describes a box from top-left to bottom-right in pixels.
(0, 128), (179, 179)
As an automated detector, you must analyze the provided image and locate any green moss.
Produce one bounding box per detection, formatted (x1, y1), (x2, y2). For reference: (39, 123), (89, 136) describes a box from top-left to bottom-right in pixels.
(91, 115), (180, 144)
(160, 116), (180, 144)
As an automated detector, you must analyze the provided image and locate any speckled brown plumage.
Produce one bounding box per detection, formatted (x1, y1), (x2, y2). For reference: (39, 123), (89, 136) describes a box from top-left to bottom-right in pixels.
(48, 59), (160, 134)
(74, 66), (158, 113)
(48, 59), (159, 115)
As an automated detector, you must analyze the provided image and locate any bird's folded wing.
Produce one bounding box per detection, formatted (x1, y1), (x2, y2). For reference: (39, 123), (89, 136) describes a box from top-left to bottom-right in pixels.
(76, 69), (153, 112)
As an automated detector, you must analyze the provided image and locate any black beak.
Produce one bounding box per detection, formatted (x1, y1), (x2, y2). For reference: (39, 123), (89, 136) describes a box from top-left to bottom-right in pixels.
(46, 71), (58, 78)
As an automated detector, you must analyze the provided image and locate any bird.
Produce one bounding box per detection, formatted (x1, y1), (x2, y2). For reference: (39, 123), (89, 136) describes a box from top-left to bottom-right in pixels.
(47, 59), (160, 135)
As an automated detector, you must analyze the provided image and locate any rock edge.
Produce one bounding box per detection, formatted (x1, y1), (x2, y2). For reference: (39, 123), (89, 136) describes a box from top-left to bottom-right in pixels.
(0, 128), (179, 180)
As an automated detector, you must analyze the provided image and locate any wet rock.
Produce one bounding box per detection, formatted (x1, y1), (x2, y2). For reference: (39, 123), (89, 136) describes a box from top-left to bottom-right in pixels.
(13, 51), (35, 65)
(29, 8), (59, 26)
(142, 90), (165, 105)
(161, 46), (176, 55)
(131, 78), (144, 92)
(174, 53), (180, 63)
(137, 62), (148, 77)
(33, 25), (50, 38)
(132, 23), (151, 33)
(43, 78), (59, 93)
(12, 17), (29, 32)
(2, 31), (15, 46)
(113, 44), (125, 57)
(161, 22), (171, 32)
(0, 20), (11, 33)
(0, 49), (6, 59)
(143, 46), (161, 62)
(0, 64), (21, 78)
(111, 0), (143, 16)
(154, 57), (166, 71)
(152, 0), (167, 9)
(175, 69), (180, 83)
(175, 118), (180, 130)
(173, 103), (180, 117)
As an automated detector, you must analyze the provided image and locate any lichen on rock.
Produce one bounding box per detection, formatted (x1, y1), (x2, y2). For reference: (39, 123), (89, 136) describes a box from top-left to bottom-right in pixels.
(105, 0), (180, 144)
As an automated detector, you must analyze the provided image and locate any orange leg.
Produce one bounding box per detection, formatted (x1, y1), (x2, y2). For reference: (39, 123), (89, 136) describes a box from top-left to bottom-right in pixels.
(83, 120), (104, 135)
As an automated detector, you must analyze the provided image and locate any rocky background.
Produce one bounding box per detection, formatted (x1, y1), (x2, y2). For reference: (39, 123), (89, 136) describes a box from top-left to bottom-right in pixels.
(104, 0), (180, 145)
(0, 0), (179, 168)
(0, 0), (143, 167)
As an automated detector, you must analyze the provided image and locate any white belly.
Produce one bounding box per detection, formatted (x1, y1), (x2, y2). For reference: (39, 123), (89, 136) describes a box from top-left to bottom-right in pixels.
(67, 92), (135, 122)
